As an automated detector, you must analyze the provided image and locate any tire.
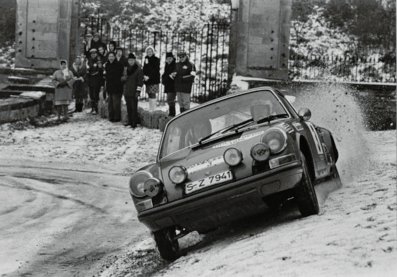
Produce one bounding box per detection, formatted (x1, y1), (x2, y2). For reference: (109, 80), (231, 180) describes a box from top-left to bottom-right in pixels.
(153, 227), (179, 261)
(295, 151), (319, 217)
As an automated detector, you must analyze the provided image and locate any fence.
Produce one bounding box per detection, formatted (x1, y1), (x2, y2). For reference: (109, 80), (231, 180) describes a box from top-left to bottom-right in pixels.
(81, 16), (396, 104)
(81, 17), (230, 103)
(289, 50), (396, 83)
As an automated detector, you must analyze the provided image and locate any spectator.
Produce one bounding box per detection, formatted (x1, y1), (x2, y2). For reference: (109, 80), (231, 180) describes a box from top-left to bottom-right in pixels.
(162, 52), (176, 117)
(91, 32), (106, 51)
(124, 53), (143, 128)
(83, 33), (93, 57)
(115, 47), (128, 67)
(107, 41), (117, 58)
(105, 52), (124, 122)
(98, 45), (107, 64)
(143, 46), (160, 111)
(70, 56), (87, 112)
(52, 60), (74, 121)
(175, 52), (196, 113)
(86, 48), (103, 114)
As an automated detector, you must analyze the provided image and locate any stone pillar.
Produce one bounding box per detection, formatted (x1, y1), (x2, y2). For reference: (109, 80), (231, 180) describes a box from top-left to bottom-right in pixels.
(233, 0), (292, 80)
(15, 0), (80, 70)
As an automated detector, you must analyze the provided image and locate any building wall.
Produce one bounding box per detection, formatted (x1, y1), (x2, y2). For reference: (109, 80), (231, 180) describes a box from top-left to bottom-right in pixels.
(233, 0), (292, 80)
(15, 0), (80, 69)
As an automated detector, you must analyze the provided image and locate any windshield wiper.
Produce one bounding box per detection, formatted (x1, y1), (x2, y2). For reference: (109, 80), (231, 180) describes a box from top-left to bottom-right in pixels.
(198, 118), (253, 145)
(256, 114), (289, 124)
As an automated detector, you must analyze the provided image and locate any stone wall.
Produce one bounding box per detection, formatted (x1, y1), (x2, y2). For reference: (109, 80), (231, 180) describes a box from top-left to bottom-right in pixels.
(0, 98), (43, 124)
(233, 0), (292, 80)
(15, 0), (80, 69)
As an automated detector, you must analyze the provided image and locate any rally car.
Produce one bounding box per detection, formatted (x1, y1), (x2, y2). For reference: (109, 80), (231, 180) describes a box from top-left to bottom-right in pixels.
(129, 86), (341, 260)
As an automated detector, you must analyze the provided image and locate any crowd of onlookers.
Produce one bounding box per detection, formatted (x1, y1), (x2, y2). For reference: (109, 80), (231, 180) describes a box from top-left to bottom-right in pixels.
(51, 32), (196, 127)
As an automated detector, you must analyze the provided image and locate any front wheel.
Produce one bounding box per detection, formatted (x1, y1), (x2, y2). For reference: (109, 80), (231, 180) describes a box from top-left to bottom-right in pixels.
(153, 227), (179, 261)
(294, 151), (319, 216)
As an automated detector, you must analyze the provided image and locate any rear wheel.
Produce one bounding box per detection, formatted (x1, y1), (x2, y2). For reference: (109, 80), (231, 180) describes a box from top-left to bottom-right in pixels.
(295, 151), (319, 216)
(153, 227), (179, 261)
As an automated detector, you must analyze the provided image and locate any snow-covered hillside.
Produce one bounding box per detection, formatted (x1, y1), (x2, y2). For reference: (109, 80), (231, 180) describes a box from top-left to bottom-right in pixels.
(289, 6), (395, 82)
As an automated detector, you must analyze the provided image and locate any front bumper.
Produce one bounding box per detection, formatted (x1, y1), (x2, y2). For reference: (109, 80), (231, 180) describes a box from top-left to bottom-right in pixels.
(138, 162), (302, 232)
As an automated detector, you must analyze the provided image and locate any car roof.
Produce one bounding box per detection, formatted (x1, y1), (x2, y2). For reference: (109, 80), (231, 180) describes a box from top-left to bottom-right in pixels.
(168, 86), (277, 122)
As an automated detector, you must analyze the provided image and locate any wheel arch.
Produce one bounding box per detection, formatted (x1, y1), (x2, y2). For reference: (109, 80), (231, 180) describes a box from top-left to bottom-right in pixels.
(298, 135), (315, 182)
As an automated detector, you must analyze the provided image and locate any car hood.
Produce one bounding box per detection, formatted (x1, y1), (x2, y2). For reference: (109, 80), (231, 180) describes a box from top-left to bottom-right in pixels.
(159, 128), (269, 201)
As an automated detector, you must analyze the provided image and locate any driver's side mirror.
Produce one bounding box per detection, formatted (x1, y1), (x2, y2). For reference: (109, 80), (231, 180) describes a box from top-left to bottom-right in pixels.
(298, 108), (311, 121)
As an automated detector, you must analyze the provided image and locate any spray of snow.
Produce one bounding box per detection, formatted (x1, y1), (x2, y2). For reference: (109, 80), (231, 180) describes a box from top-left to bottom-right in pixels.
(293, 82), (371, 183)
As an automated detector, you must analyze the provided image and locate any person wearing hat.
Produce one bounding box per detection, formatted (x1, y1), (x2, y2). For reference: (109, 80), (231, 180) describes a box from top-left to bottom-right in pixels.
(162, 52), (177, 117)
(52, 60), (74, 121)
(143, 46), (160, 111)
(104, 52), (124, 122)
(86, 48), (103, 114)
(174, 51), (196, 113)
(124, 53), (143, 128)
(70, 56), (87, 112)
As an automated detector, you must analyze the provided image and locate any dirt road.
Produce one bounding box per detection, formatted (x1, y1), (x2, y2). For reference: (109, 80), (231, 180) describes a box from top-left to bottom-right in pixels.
(0, 114), (162, 276)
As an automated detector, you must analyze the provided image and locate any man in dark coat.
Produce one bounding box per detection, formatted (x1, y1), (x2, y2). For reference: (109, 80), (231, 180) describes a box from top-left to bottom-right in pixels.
(115, 47), (128, 67)
(124, 53), (143, 128)
(162, 52), (176, 116)
(86, 48), (103, 114)
(105, 52), (124, 122)
(70, 56), (87, 112)
(175, 52), (196, 113)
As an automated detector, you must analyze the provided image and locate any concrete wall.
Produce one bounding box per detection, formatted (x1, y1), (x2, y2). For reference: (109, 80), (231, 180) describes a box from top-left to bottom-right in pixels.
(234, 0), (292, 80)
(15, 0), (80, 69)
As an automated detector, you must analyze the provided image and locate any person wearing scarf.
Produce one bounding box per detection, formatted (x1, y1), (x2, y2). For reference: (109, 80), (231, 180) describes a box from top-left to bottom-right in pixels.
(143, 46), (160, 111)
(70, 56), (87, 112)
(52, 60), (74, 121)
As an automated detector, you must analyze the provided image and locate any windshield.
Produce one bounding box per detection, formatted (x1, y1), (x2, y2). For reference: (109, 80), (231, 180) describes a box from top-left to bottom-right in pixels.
(159, 90), (289, 158)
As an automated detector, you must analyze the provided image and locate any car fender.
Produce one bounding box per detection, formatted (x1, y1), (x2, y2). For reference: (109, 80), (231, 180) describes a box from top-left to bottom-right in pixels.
(317, 127), (339, 164)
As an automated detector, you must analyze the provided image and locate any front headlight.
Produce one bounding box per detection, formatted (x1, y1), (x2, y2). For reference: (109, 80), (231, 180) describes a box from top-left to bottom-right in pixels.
(223, 148), (243, 166)
(169, 166), (187, 184)
(261, 128), (287, 154)
(129, 171), (152, 198)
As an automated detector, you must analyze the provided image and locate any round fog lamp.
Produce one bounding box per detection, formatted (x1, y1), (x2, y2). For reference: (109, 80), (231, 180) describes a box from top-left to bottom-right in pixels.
(224, 148), (243, 166)
(144, 178), (162, 197)
(169, 166), (187, 184)
(251, 143), (270, 162)
(129, 171), (152, 198)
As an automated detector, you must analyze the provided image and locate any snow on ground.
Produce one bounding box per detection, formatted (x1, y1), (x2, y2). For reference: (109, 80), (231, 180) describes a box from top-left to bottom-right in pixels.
(97, 86), (396, 277)
(0, 111), (162, 176)
(0, 88), (395, 276)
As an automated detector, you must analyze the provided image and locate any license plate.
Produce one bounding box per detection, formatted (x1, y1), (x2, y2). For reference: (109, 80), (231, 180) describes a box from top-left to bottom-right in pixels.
(185, 170), (233, 194)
